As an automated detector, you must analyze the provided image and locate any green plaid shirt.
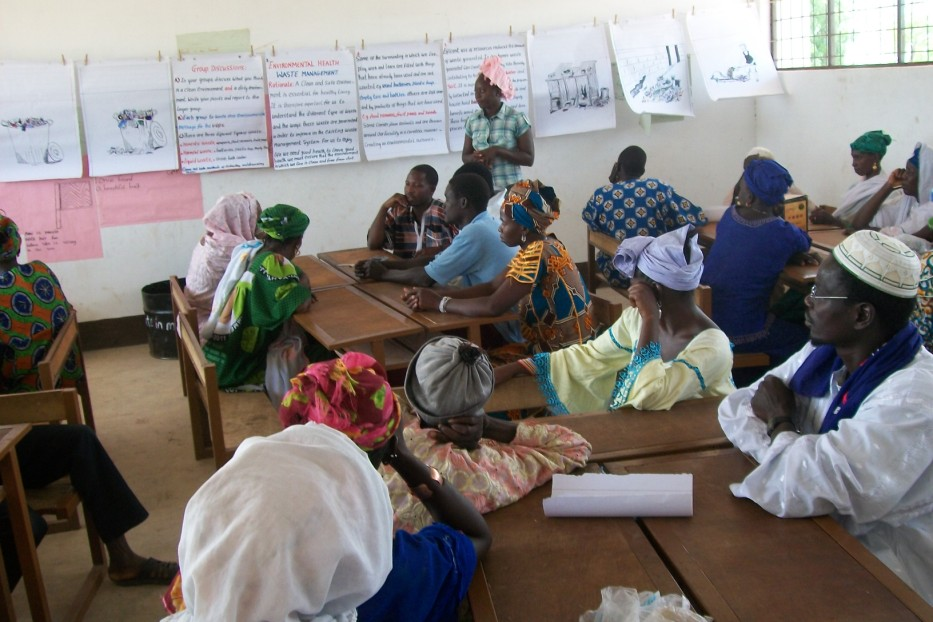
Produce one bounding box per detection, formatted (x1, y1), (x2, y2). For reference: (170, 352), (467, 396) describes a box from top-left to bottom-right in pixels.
(465, 103), (531, 191)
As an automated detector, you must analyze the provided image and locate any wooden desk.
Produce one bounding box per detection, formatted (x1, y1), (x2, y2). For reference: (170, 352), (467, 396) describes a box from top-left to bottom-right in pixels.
(292, 255), (354, 291)
(548, 397), (730, 462)
(473, 483), (681, 622)
(0, 424), (51, 622)
(292, 286), (423, 367)
(356, 280), (517, 346)
(809, 227), (849, 251)
(607, 449), (933, 621)
(317, 247), (393, 281)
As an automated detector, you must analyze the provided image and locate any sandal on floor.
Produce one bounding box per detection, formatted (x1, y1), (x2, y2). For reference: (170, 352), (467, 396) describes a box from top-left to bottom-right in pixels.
(111, 557), (179, 587)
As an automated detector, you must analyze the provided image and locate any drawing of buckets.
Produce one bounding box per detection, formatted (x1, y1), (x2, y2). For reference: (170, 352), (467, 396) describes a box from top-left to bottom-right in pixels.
(2, 117), (62, 165)
(114, 109), (166, 153)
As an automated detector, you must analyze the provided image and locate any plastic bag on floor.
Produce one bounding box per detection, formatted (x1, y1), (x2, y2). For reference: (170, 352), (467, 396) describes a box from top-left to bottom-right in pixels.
(579, 587), (707, 622)
(265, 320), (309, 408)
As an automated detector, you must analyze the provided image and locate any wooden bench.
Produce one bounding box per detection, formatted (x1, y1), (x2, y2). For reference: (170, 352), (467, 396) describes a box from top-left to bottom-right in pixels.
(169, 275), (198, 397)
(177, 312), (282, 469)
(38, 308), (95, 430)
(0, 389), (106, 622)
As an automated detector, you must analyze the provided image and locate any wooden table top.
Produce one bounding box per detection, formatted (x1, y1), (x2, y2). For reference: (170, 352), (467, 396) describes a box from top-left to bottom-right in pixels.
(356, 280), (517, 340)
(292, 286), (423, 351)
(544, 397), (730, 462)
(473, 482), (681, 622)
(809, 227), (849, 251)
(608, 449), (933, 621)
(317, 247), (393, 281)
(292, 255), (355, 291)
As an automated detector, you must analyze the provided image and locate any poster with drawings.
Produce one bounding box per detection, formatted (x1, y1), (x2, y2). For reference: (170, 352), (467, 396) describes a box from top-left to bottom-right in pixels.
(610, 15), (694, 117)
(686, 6), (783, 101)
(79, 60), (179, 177)
(527, 24), (616, 138)
(442, 34), (530, 152)
(0, 62), (82, 182)
(356, 42), (448, 161)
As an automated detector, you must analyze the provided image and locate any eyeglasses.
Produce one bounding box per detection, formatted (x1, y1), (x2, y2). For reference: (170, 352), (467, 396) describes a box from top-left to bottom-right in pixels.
(808, 284), (848, 300)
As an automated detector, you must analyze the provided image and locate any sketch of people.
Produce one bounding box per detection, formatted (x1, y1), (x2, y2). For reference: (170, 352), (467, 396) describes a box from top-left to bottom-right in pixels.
(740, 44), (759, 82)
(710, 43), (759, 83)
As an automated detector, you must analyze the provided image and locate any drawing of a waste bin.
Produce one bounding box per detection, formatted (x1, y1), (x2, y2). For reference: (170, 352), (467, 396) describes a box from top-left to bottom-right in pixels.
(114, 109), (166, 154)
(2, 117), (63, 165)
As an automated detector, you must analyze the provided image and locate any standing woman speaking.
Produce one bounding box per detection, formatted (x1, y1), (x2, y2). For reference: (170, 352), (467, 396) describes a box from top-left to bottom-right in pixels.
(462, 56), (534, 192)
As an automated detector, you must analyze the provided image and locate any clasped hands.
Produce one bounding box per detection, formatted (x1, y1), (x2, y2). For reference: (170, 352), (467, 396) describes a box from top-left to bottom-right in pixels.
(401, 286), (441, 311)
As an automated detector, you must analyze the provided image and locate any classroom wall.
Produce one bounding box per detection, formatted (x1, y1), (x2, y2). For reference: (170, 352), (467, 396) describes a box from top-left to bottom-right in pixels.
(4, 0), (923, 321)
(756, 65), (933, 206)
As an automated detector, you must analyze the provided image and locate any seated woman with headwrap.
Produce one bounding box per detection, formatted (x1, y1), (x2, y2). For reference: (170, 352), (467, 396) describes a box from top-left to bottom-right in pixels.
(702, 159), (818, 384)
(278, 343), (591, 534)
(184, 192), (261, 334)
(201, 204), (317, 390)
(495, 225), (734, 414)
(0, 214), (83, 393)
(849, 142), (933, 233)
(403, 179), (595, 355)
(809, 131), (900, 228)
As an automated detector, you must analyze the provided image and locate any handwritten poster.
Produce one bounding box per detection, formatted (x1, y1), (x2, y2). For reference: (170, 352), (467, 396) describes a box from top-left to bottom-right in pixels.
(94, 169), (203, 226)
(79, 60), (180, 177)
(0, 179), (103, 261)
(172, 54), (270, 173)
(356, 42), (447, 161)
(527, 24), (617, 138)
(267, 49), (361, 169)
(0, 62), (83, 182)
(442, 35), (530, 152)
(610, 15), (694, 117)
(687, 6), (783, 101)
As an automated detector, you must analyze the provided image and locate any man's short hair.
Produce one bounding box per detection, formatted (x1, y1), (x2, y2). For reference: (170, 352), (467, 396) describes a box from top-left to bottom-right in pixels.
(617, 146), (647, 178)
(454, 162), (494, 199)
(447, 173), (491, 212)
(410, 164), (439, 188)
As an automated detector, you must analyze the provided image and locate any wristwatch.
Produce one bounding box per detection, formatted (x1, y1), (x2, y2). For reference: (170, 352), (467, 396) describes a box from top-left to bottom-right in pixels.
(411, 466), (444, 501)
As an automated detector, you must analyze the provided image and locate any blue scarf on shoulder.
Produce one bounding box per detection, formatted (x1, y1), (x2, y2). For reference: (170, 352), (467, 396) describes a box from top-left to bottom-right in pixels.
(788, 324), (922, 433)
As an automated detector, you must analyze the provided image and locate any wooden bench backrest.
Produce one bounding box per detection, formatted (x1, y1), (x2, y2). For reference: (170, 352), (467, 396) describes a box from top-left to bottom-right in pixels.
(36, 312), (95, 430)
(0, 388), (82, 426)
(177, 311), (225, 466)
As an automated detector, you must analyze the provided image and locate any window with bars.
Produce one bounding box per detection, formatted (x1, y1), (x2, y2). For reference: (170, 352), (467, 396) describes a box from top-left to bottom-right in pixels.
(771, 0), (932, 68)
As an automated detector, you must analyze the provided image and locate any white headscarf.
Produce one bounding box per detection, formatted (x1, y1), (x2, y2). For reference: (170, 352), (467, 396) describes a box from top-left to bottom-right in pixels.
(165, 424), (393, 622)
(612, 225), (703, 291)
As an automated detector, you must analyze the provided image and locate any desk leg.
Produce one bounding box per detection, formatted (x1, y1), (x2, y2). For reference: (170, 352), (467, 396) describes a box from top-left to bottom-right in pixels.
(467, 325), (482, 347)
(369, 340), (387, 369)
(0, 452), (51, 622)
(0, 548), (15, 622)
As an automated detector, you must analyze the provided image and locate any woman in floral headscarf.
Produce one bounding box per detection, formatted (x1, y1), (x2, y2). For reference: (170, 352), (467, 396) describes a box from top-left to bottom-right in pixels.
(184, 192), (261, 332)
(462, 56), (534, 192)
(404, 180), (595, 355)
(0, 214), (83, 393)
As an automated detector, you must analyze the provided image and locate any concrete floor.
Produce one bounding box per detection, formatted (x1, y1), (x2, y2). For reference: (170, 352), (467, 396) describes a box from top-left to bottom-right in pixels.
(10, 345), (215, 621)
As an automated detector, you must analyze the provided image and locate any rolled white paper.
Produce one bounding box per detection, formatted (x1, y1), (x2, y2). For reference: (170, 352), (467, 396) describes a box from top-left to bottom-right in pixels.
(543, 473), (693, 517)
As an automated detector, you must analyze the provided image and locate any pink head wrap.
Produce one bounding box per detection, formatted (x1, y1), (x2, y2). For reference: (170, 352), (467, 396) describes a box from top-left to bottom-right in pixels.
(479, 56), (514, 100)
(278, 352), (401, 451)
(202, 192), (260, 249)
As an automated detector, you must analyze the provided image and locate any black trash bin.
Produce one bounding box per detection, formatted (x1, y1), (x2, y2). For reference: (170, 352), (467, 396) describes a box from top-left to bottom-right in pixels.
(141, 279), (182, 359)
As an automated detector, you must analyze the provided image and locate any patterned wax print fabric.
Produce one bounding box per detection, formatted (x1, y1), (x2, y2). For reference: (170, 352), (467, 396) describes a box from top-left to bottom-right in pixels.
(524, 307), (734, 415)
(505, 238), (595, 353)
(582, 179), (707, 288)
(911, 250), (933, 352)
(356, 523), (477, 622)
(0, 262), (81, 393)
(384, 418), (591, 533)
(202, 251), (312, 388)
(382, 199), (456, 260)
(464, 103), (531, 191)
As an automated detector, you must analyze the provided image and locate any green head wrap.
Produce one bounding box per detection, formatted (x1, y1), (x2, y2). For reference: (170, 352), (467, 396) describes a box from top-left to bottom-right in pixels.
(0, 215), (22, 262)
(257, 204), (309, 241)
(850, 130), (892, 157)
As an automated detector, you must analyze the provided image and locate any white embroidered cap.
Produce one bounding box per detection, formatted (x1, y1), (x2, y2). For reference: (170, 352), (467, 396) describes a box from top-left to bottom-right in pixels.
(832, 230), (921, 298)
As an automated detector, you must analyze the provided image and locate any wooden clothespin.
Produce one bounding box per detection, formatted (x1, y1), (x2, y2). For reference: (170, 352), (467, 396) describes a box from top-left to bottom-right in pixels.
(509, 25), (512, 37)
(425, 33), (428, 44)
(361, 38), (365, 51)
(593, 17), (597, 27)
(84, 53), (88, 66)
(672, 9), (675, 18)
(60, 54), (66, 65)
(532, 24), (536, 36)
(692, 6), (696, 15)
(178, 50), (183, 61)
(250, 45), (254, 57)
(158, 50), (162, 62)
(449, 32), (453, 44)
(335, 40), (338, 51)
(614, 14), (618, 24)
(272, 45), (277, 57)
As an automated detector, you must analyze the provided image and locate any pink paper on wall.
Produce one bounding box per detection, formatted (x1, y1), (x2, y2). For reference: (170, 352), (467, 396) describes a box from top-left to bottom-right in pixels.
(0, 179), (103, 262)
(95, 169), (203, 227)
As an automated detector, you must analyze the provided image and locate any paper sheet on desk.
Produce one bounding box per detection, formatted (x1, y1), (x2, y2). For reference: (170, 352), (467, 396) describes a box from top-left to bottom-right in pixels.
(543, 473), (692, 517)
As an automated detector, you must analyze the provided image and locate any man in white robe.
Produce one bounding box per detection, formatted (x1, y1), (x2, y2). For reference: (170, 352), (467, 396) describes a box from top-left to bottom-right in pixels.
(718, 230), (933, 605)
